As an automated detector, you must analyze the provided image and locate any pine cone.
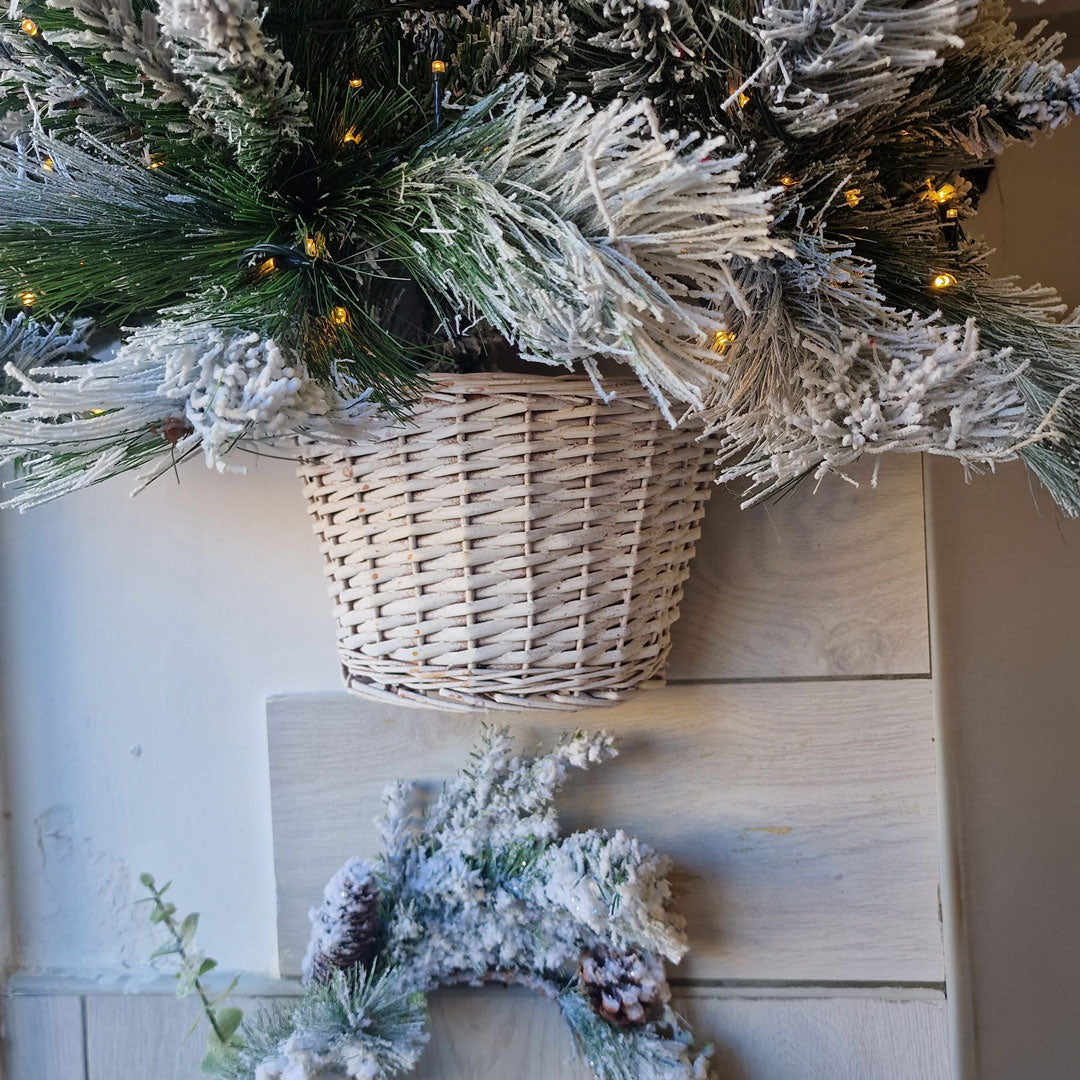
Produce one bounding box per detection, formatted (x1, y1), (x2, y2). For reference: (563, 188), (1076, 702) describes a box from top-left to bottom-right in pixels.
(577, 945), (669, 1028)
(302, 859), (380, 984)
(159, 416), (194, 446)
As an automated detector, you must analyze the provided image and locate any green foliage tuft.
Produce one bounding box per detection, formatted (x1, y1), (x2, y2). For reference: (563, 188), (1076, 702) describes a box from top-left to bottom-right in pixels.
(3, 0), (1080, 512)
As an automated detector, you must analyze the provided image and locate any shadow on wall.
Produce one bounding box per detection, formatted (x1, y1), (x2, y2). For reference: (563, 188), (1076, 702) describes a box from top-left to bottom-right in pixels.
(0, 515), (16, 977)
(0, 455), (344, 975)
(929, 122), (1080, 1080)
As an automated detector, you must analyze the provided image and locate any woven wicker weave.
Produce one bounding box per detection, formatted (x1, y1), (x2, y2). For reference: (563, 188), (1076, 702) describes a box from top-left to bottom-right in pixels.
(299, 373), (717, 710)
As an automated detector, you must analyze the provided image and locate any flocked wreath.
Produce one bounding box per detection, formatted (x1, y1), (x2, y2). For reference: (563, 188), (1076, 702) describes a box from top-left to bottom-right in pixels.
(145, 728), (710, 1080)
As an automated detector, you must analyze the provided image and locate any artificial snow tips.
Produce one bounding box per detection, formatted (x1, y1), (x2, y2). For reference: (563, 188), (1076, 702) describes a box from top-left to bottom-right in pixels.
(0, 325), (376, 510)
(750, 0), (980, 135)
(4, 0), (1080, 515)
(157, 0), (308, 169)
(405, 84), (784, 420)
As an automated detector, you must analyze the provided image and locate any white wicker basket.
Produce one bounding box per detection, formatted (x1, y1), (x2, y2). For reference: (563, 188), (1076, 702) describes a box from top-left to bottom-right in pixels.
(299, 373), (716, 710)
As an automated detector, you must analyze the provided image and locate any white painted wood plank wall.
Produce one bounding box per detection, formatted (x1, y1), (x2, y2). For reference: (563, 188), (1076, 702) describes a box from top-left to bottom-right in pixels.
(267, 683), (942, 983)
(2, 983), (949, 1080)
(2, 455), (950, 1079)
(668, 456), (929, 679)
(1, 995), (84, 1080)
(257, 456), (948, 1079)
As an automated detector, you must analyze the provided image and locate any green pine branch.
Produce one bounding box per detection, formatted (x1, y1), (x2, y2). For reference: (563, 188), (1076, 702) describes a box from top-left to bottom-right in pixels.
(0, 137), (277, 321)
(847, 220), (1080, 516)
(1, 3), (204, 161)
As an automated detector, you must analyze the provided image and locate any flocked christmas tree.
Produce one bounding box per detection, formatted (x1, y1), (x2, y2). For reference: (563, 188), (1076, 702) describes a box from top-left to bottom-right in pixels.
(1, 0), (1079, 511)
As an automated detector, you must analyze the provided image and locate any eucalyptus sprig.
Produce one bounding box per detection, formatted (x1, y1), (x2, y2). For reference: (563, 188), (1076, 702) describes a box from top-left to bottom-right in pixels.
(140, 871), (244, 1075)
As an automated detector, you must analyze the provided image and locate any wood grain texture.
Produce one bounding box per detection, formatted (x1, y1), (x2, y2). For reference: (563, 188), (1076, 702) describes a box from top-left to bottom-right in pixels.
(687, 991), (950, 1080)
(1, 994), (85, 1080)
(420, 989), (950, 1080)
(65, 987), (947, 1080)
(268, 686), (943, 982)
(667, 456), (930, 680)
(416, 989), (590, 1080)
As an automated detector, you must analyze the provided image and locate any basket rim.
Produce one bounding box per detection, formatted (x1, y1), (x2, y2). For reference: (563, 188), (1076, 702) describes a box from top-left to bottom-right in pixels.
(419, 370), (654, 400)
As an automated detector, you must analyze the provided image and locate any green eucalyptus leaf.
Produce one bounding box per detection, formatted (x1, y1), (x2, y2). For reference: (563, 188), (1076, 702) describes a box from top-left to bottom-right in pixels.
(215, 1007), (244, 1044)
(200, 1039), (234, 1076)
(175, 962), (200, 998)
(180, 912), (199, 948)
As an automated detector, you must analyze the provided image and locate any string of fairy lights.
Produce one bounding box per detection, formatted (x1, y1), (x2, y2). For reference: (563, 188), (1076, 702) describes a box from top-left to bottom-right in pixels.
(10, 13), (964, 350)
